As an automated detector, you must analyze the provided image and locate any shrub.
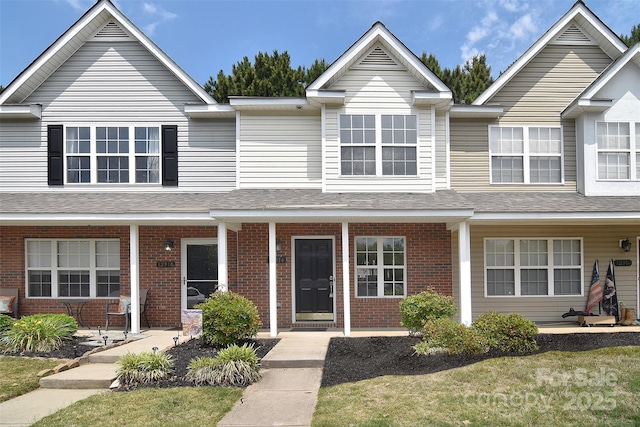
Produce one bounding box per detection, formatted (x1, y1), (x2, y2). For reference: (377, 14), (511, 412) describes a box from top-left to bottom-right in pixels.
(198, 291), (261, 347)
(399, 289), (457, 335)
(1, 313), (77, 352)
(186, 343), (261, 387)
(116, 351), (174, 386)
(415, 318), (487, 355)
(472, 311), (539, 353)
(0, 314), (15, 335)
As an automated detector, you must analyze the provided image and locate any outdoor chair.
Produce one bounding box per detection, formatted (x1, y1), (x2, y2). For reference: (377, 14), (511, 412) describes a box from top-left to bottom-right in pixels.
(0, 287), (19, 318)
(105, 288), (150, 332)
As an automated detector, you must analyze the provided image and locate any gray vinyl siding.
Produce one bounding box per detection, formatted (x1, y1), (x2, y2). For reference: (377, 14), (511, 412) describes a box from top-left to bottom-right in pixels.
(2, 41), (236, 192)
(323, 65), (438, 192)
(450, 45), (612, 192)
(238, 112), (322, 188)
(464, 224), (639, 323)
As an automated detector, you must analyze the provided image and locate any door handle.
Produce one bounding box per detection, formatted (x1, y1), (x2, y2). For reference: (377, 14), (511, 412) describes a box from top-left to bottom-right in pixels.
(329, 276), (334, 298)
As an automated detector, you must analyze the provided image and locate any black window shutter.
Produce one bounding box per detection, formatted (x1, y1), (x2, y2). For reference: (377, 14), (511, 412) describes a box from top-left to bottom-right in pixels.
(162, 125), (178, 186)
(47, 125), (64, 186)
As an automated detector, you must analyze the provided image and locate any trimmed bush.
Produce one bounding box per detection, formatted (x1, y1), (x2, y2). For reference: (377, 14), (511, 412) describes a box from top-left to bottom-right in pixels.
(186, 343), (261, 387)
(415, 318), (487, 355)
(472, 311), (539, 353)
(198, 291), (261, 347)
(1, 313), (77, 352)
(399, 289), (457, 335)
(116, 351), (174, 386)
(0, 314), (15, 335)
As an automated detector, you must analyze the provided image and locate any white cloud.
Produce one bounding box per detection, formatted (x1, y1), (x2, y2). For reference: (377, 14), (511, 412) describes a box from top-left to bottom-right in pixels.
(140, 2), (178, 35)
(427, 15), (443, 32)
(64, 0), (92, 12)
(499, 0), (528, 13)
(510, 14), (537, 39)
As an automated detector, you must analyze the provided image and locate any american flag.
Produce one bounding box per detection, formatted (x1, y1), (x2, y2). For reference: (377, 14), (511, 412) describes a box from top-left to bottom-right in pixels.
(585, 260), (603, 314)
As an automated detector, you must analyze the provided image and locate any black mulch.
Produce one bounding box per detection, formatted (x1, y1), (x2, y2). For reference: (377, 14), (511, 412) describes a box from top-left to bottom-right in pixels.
(321, 332), (640, 387)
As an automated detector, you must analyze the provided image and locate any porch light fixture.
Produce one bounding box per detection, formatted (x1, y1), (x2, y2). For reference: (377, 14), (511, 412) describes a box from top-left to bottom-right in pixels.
(164, 239), (175, 252)
(620, 239), (631, 252)
(276, 238), (282, 252)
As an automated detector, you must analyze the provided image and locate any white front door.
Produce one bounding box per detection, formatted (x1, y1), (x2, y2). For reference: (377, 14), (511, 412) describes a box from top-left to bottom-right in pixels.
(181, 239), (218, 310)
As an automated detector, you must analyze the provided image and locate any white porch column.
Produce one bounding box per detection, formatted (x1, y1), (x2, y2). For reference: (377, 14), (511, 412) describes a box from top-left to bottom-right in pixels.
(268, 222), (278, 337)
(342, 222), (351, 337)
(217, 222), (228, 292)
(458, 221), (472, 326)
(129, 225), (140, 333)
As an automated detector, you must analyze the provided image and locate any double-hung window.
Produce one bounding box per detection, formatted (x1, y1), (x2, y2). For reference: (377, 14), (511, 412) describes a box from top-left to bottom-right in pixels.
(484, 238), (582, 297)
(356, 237), (406, 297)
(340, 114), (417, 176)
(596, 122), (639, 180)
(489, 126), (562, 184)
(65, 126), (160, 184)
(26, 239), (120, 298)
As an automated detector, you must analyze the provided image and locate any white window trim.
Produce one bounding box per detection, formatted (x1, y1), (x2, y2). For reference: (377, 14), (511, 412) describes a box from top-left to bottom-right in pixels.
(25, 239), (120, 298)
(483, 237), (584, 298)
(354, 236), (407, 298)
(488, 125), (564, 185)
(339, 111), (420, 178)
(595, 121), (639, 181)
(63, 124), (162, 186)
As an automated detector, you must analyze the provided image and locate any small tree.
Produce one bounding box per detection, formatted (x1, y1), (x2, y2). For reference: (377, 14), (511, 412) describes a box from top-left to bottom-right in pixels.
(399, 289), (457, 335)
(198, 291), (261, 347)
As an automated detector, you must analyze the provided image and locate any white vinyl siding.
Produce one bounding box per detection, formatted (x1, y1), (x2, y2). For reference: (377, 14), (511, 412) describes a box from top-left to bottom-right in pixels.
(2, 41), (236, 192)
(238, 113), (322, 188)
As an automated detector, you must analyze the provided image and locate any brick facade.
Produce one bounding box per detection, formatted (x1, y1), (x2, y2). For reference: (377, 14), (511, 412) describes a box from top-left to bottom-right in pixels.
(0, 222), (452, 330)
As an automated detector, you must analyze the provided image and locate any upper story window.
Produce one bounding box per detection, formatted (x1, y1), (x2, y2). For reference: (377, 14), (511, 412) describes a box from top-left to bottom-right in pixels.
(489, 126), (562, 184)
(340, 114), (417, 176)
(484, 238), (582, 297)
(26, 239), (120, 298)
(65, 126), (160, 184)
(596, 122), (639, 181)
(356, 236), (406, 297)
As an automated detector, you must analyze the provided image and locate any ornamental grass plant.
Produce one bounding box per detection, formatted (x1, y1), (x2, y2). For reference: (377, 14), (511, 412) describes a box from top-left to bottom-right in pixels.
(186, 343), (261, 387)
(1, 313), (77, 353)
(116, 351), (174, 386)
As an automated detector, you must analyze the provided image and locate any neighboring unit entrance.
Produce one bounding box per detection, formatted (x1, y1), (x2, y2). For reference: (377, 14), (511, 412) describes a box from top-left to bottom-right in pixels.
(181, 239), (218, 310)
(295, 239), (334, 321)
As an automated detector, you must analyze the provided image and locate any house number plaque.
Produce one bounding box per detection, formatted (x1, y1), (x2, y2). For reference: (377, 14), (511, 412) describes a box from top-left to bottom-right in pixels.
(156, 261), (176, 268)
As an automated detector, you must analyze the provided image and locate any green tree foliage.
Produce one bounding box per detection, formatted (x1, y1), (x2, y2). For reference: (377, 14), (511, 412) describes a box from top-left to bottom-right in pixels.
(204, 51), (328, 103)
(620, 23), (640, 46)
(420, 52), (494, 104)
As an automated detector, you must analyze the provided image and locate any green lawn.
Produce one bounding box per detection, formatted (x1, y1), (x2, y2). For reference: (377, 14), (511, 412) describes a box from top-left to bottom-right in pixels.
(32, 387), (242, 427)
(313, 346), (640, 427)
(0, 356), (63, 402)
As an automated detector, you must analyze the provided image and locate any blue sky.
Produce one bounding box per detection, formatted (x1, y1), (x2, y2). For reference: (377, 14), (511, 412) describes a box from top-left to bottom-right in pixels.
(0, 0), (638, 88)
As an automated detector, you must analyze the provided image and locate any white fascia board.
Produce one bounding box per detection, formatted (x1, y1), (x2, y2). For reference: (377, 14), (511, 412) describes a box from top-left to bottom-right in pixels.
(229, 97), (308, 106)
(412, 91), (453, 107)
(449, 105), (503, 118)
(473, 4), (627, 106)
(0, 212), (215, 225)
(184, 104), (236, 118)
(308, 23), (449, 93)
(210, 208), (474, 221)
(562, 99), (613, 119)
(470, 211), (640, 223)
(0, 104), (42, 119)
(305, 90), (346, 105)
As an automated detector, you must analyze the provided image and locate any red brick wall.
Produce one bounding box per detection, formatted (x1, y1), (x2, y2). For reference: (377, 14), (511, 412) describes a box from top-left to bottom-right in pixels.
(234, 222), (452, 329)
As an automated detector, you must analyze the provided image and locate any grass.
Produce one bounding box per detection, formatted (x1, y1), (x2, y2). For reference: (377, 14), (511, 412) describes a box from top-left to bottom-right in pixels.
(313, 347), (640, 427)
(31, 387), (242, 427)
(0, 356), (63, 402)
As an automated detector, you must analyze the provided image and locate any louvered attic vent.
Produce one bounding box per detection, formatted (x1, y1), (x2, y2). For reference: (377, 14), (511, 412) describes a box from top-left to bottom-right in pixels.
(359, 46), (397, 66)
(552, 23), (593, 44)
(93, 21), (130, 40)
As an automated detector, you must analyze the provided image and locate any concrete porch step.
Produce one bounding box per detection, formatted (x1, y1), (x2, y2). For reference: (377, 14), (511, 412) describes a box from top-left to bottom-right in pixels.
(39, 363), (117, 389)
(260, 332), (337, 369)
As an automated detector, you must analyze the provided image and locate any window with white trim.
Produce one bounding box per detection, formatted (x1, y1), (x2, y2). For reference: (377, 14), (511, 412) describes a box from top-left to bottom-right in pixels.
(484, 238), (582, 297)
(596, 122), (639, 180)
(65, 126), (160, 184)
(26, 239), (120, 298)
(489, 126), (562, 184)
(340, 114), (417, 176)
(356, 237), (406, 297)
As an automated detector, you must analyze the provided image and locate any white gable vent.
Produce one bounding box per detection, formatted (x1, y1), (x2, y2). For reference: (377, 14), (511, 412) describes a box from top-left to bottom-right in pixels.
(358, 46), (398, 67)
(552, 23), (594, 45)
(92, 21), (131, 41)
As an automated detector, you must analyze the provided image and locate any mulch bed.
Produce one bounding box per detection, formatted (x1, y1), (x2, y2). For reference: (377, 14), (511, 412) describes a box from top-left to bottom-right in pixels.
(321, 332), (640, 387)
